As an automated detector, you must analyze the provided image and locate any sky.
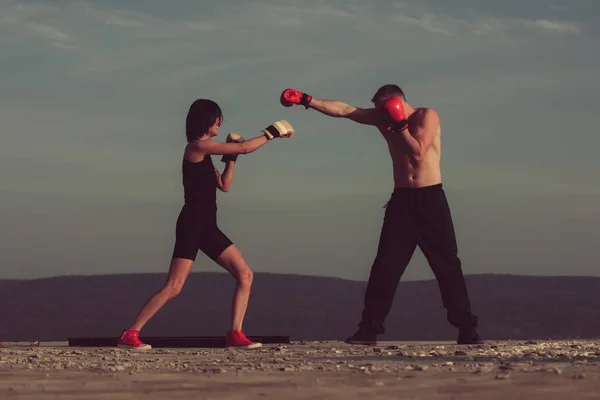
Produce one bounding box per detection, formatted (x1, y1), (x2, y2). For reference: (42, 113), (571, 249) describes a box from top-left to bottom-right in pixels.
(1, 0), (599, 282)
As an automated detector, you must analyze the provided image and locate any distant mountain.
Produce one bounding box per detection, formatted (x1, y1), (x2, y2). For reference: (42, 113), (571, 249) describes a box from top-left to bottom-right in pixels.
(1, 273), (598, 342)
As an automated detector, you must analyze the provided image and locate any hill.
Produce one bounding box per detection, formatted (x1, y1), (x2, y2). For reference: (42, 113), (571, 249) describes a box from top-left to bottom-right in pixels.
(1, 273), (599, 342)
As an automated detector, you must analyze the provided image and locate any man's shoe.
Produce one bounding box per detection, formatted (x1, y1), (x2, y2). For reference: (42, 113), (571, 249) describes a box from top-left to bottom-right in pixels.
(345, 329), (377, 345)
(457, 328), (484, 345)
(226, 330), (262, 349)
(117, 329), (152, 350)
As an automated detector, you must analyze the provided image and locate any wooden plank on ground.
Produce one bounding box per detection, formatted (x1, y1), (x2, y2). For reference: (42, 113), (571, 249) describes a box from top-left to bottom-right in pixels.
(68, 336), (290, 348)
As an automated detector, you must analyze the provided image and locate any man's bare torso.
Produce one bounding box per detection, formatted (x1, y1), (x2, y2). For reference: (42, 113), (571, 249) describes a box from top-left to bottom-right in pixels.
(377, 107), (442, 189)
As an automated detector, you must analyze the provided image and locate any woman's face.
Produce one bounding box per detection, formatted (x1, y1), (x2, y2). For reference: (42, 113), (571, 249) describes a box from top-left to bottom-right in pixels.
(207, 117), (222, 137)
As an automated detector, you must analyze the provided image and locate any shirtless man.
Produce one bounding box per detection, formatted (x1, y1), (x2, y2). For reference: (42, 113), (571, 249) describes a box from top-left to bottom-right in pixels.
(280, 85), (483, 345)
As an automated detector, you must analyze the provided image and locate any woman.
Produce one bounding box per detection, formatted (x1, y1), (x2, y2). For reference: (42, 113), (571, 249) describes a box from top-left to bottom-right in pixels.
(118, 99), (294, 350)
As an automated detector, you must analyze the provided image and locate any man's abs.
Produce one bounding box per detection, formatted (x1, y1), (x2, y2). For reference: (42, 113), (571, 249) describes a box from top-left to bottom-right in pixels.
(385, 130), (443, 189)
(391, 152), (442, 188)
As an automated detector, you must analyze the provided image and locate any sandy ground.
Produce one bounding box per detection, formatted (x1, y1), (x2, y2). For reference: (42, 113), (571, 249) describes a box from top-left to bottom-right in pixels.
(1, 339), (599, 399)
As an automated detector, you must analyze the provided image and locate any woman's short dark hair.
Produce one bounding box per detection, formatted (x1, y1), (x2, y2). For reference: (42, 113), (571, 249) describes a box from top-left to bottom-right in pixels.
(185, 99), (223, 142)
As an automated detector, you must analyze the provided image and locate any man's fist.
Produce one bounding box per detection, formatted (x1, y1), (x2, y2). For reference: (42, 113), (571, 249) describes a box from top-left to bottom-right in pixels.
(262, 120), (294, 140)
(382, 97), (408, 131)
(221, 132), (246, 163)
(280, 88), (312, 109)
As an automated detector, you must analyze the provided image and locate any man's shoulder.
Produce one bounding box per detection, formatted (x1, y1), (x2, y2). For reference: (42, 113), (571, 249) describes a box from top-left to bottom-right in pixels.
(412, 107), (439, 124)
(416, 106), (437, 116)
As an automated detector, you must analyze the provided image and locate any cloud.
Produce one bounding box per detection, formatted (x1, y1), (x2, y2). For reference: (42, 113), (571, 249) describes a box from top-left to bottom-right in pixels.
(390, 11), (582, 38)
(407, 65), (599, 108)
(0, 0), (591, 99)
(58, 2), (365, 87)
(0, 1), (65, 45)
(392, 13), (454, 36)
(105, 15), (145, 28)
(472, 17), (582, 36)
(24, 22), (75, 47)
(379, 1), (585, 38)
(0, 1), (586, 71)
(181, 20), (218, 32)
(527, 19), (581, 34)
(0, 0), (57, 21)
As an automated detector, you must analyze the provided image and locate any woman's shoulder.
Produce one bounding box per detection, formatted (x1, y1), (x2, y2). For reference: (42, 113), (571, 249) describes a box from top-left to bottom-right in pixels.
(185, 138), (218, 163)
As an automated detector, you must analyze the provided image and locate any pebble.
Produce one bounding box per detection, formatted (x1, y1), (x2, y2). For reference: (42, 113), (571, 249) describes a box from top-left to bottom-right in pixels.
(1, 340), (598, 378)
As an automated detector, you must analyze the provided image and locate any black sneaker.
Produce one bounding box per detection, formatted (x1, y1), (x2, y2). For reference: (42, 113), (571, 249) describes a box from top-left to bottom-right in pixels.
(457, 328), (484, 345)
(345, 329), (377, 345)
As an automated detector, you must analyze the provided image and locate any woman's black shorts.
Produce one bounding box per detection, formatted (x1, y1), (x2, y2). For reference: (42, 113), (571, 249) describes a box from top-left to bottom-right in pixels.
(171, 205), (233, 262)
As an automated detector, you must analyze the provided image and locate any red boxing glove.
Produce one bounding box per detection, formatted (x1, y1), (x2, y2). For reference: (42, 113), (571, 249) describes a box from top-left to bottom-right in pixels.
(382, 97), (408, 131)
(280, 88), (312, 109)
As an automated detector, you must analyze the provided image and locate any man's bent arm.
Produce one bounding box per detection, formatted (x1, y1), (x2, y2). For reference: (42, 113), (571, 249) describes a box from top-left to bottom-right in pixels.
(399, 109), (439, 162)
(308, 99), (381, 126)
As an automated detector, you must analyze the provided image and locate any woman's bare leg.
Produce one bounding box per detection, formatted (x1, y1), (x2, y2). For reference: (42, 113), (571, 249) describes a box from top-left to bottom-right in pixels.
(215, 245), (254, 332)
(128, 257), (194, 331)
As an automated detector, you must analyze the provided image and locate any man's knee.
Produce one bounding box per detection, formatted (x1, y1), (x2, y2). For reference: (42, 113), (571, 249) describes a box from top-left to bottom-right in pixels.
(428, 250), (462, 272)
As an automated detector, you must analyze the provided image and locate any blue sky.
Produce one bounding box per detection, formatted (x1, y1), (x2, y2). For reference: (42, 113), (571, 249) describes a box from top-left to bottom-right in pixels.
(1, 0), (599, 281)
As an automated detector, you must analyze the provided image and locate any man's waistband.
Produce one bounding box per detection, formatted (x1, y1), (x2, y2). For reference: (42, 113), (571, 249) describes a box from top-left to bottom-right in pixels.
(392, 183), (443, 194)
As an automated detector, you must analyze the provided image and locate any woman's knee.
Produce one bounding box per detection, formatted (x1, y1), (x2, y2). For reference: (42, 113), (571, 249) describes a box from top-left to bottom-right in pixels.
(161, 280), (185, 299)
(237, 268), (253, 287)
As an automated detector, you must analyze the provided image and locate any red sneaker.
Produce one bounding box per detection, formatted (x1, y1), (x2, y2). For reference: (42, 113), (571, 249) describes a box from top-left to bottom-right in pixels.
(117, 329), (151, 350)
(226, 330), (262, 349)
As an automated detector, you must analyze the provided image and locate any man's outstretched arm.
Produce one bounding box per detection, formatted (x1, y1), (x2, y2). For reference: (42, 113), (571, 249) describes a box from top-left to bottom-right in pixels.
(280, 88), (381, 126)
(309, 99), (380, 126)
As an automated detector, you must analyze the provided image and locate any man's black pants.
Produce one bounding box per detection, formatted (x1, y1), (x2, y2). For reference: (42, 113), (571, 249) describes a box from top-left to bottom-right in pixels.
(358, 184), (478, 334)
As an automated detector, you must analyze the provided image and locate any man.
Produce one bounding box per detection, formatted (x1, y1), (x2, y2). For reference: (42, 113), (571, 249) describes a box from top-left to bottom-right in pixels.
(280, 85), (483, 345)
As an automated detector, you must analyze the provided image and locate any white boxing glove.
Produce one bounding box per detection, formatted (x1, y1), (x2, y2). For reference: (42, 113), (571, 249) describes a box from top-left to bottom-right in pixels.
(221, 132), (246, 163)
(262, 120), (294, 140)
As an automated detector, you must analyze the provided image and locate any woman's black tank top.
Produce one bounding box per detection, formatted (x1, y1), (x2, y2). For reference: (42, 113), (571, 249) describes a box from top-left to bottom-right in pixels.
(181, 155), (217, 213)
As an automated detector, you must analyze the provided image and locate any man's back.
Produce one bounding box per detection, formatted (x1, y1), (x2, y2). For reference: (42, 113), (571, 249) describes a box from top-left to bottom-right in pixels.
(378, 107), (442, 189)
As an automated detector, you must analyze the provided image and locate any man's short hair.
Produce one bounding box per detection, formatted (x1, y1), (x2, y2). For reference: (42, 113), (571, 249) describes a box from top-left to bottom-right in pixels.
(371, 84), (406, 104)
